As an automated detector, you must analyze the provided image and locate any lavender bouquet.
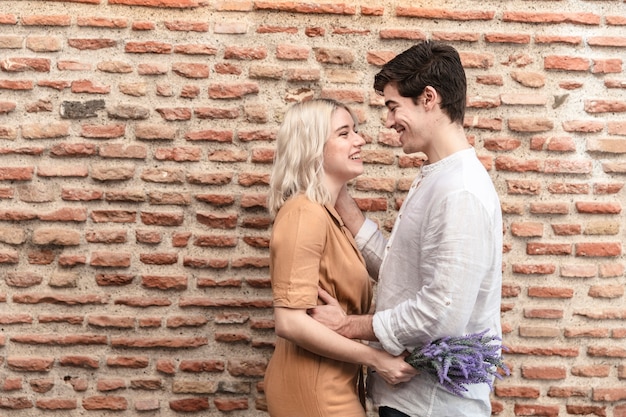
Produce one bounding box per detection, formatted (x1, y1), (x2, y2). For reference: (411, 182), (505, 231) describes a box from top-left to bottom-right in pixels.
(404, 329), (510, 396)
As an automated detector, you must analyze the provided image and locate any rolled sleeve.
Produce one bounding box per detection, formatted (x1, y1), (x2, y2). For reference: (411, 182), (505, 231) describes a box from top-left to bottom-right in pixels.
(372, 309), (406, 356)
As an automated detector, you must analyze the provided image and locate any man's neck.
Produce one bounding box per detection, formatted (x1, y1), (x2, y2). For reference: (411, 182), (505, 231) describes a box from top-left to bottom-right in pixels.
(424, 122), (470, 164)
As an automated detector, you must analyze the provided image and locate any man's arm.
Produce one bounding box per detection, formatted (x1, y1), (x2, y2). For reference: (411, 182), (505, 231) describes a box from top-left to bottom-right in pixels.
(372, 192), (499, 355)
(308, 287), (378, 341)
(335, 185), (366, 237)
(336, 185), (388, 281)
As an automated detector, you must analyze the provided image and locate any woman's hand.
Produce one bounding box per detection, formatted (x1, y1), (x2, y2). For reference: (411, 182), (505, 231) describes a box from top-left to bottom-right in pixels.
(369, 350), (419, 386)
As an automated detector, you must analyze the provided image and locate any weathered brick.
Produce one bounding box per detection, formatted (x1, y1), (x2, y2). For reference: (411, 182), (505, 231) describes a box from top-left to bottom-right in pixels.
(0, 3), (624, 415)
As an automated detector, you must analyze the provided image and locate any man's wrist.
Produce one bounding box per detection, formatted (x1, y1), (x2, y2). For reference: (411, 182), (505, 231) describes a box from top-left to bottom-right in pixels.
(341, 314), (376, 341)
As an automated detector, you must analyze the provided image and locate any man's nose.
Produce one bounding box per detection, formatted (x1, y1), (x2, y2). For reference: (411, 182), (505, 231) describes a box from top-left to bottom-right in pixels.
(384, 112), (395, 129)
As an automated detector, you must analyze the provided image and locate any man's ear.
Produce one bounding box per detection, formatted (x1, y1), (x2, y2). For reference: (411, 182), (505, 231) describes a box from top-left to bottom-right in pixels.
(422, 86), (438, 108)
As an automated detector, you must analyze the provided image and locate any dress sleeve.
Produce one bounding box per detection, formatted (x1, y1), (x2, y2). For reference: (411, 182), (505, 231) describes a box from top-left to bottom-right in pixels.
(270, 202), (327, 309)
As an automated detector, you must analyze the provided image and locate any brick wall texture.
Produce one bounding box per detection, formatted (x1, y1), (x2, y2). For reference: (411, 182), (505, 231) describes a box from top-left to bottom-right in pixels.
(0, 0), (625, 416)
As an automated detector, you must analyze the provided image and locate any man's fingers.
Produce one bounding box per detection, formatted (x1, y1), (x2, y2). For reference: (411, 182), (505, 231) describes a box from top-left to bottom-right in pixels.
(317, 287), (337, 305)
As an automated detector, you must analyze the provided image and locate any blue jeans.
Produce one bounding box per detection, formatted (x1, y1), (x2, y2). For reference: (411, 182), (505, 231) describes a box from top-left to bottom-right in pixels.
(379, 406), (410, 417)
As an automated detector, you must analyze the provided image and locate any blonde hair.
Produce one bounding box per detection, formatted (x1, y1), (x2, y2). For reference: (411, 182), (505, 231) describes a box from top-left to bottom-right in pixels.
(268, 99), (357, 216)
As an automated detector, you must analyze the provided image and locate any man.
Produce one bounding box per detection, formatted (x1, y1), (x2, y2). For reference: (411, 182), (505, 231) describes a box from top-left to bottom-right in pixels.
(309, 41), (503, 417)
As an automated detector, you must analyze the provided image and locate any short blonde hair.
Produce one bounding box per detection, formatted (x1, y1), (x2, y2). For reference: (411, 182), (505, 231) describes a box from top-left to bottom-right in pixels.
(268, 99), (357, 216)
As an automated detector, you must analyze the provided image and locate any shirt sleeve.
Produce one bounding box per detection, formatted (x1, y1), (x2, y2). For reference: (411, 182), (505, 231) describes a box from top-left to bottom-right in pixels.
(270, 202), (327, 309)
(373, 191), (497, 355)
(354, 218), (387, 281)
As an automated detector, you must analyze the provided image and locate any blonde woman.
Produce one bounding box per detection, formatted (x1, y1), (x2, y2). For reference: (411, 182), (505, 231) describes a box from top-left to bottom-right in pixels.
(264, 99), (416, 417)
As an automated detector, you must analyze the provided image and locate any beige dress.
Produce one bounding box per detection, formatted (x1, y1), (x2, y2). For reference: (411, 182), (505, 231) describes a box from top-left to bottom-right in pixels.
(264, 195), (373, 417)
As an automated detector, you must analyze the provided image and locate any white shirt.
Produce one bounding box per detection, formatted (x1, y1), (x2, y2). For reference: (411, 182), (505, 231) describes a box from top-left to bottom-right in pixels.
(356, 148), (503, 417)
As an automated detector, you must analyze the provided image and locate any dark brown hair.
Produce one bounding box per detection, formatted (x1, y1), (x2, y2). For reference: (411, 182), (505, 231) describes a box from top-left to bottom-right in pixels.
(374, 40), (467, 124)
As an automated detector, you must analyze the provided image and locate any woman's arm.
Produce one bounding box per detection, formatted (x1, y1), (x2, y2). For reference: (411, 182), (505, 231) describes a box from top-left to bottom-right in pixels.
(274, 306), (417, 385)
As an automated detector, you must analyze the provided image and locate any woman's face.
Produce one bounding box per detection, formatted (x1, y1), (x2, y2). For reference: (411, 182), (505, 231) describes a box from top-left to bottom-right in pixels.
(322, 107), (366, 188)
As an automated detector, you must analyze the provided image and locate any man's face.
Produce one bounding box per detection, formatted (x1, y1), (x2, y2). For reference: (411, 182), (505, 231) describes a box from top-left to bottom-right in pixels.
(382, 83), (428, 155)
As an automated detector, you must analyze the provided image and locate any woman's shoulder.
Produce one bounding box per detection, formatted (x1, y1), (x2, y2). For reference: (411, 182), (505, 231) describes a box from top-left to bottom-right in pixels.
(282, 194), (324, 211)
(276, 194), (327, 220)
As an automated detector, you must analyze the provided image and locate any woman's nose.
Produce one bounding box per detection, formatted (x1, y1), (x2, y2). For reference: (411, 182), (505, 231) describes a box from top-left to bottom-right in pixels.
(353, 131), (366, 146)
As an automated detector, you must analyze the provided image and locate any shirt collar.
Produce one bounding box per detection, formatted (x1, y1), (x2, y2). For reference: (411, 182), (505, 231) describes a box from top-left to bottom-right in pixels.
(422, 147), (475, 176)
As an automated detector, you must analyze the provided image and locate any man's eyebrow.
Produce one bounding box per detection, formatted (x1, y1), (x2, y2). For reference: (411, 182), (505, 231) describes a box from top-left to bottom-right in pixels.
(384, 100), (396, 107)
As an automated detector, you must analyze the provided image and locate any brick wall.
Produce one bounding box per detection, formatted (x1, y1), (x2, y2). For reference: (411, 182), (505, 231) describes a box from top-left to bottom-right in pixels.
(0, 0), (625, 416)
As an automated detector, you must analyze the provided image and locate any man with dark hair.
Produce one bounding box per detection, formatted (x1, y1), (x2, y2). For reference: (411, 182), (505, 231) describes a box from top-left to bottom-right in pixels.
(310, 41), (503, 417)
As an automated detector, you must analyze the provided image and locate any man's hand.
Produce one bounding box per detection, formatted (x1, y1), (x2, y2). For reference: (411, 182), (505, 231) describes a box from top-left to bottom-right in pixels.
(309, 289), (418, 385)
(309, 287), (377, 341)
(335, 185), (366, 237)
(307, 287), (347, 334)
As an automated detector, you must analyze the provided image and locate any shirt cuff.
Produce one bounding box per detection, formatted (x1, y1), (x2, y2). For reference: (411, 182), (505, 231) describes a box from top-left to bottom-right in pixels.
(354, 218), (378, 250)
(372, 309), (405, 356)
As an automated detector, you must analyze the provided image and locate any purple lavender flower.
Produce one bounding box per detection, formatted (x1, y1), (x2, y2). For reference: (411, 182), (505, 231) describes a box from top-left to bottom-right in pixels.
(404, 329), (510, 396)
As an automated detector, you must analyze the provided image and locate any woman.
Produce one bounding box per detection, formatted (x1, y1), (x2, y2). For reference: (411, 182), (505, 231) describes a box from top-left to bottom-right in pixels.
(264, 99), (416, 417)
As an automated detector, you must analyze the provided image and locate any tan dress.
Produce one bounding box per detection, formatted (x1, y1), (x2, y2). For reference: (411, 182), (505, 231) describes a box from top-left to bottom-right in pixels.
(264, 195), (373, 417)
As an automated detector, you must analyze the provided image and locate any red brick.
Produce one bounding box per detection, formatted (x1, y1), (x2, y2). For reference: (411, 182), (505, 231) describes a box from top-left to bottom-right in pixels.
(514, 403), (560, 417)
(82, 396), (128, 410)
(495, 385), (540, 398)
(522, 366), (567, 380)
